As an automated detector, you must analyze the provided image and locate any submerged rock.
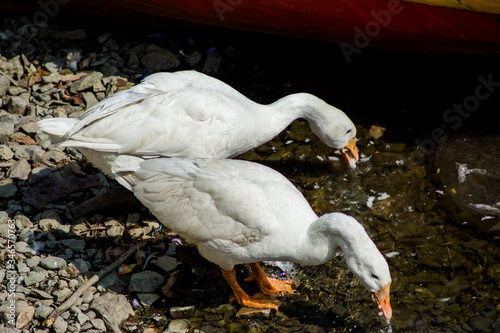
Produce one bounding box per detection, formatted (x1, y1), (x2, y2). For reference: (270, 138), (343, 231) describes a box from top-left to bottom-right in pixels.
(435, 135), (500, 233)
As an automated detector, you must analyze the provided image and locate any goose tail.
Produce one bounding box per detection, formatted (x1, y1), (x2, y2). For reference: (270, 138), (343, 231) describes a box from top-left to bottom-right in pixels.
(38, 118), (79, 144)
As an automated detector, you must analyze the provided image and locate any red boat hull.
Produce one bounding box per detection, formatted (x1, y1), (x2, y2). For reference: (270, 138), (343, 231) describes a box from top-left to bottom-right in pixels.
(4, 0), (500, 54)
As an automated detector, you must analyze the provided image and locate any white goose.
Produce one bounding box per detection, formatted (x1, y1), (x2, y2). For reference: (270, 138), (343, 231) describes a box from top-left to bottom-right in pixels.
(38, 70), (358, 176)
(115, 158), (392, 320)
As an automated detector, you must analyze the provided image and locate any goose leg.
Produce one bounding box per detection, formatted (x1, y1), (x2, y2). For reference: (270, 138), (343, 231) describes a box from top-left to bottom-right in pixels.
(246, 263), (296, 296)
(221, 268), (281, 310)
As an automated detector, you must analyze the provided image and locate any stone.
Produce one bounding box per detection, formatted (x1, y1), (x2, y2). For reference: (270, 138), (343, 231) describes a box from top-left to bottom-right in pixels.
(11, 144), (41, 160)
(30, 289), (53, 299)
(7, 93), (30, 115)
(69, 72), (103, 93)
(38, 218), (61, 231)
(14, 214), (33, 229)
(43, 150), (67, 163)
(6, 158), (31, 180)
(53, 288), (72, 303)
(167, 319), (191, 333)
(90, 293), (134, 333)
(61, 238), (86, 252)
(0, 74), (10, 96)
(435, 135), (500, 233)
(40, 256), (67, 270)
(91, 318), (107, 331)
(0, 122), (14, 135)
(0, 145), (14, 160)
(52, 316), (68, 333)
(17, 262), (30, 274)
(235, 307), (273, 318)
(14, 241), (32, 254)
(0, 179), (18, 198)
(140, 50), (180, 72)
(170, 305), (196, 319)
(128, 270), (166, 293)
(71, 259), (91, 274)
(151, 255), (180, 274)
(83, 91), (99, 109)
(34, 305), (53, 320)
(20, 121), (38, 134)
(136, 293), (160, 307)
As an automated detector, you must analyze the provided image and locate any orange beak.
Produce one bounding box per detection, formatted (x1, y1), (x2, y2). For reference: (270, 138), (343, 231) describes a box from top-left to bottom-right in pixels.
(339, 136), (359, 168)
(373, 283), (392, 320)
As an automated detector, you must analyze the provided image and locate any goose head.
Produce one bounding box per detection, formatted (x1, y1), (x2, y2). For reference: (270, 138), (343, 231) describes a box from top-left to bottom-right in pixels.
(320, 213), (392, 320)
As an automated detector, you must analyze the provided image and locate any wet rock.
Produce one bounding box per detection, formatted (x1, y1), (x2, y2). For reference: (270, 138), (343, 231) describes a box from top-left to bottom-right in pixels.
(136, 293), (160, 307)
(435, 135), (500, 233)
(40, 256), (67, 270)
(170, 305), (196, 319)
(167, 319), (191, 333)
(6, 158), (31, 180)
(235, 307), (273, 318)
(90, 294), (134, 333)
(128, 270), (166, 293)
(370, 152), (405, 167)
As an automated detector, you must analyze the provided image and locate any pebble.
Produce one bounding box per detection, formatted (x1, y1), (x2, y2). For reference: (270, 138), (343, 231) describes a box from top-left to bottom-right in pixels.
(128, 270), (166, 293)
(40, 256), (67, 270)
(52, 316), (68, 333)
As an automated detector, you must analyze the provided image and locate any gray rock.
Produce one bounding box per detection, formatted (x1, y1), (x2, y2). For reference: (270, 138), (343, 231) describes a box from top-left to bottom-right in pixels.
(90, 294), (134, 333)
(26, 256), (42, 267)
(17, 262), (30, 274)
(91, 318), (107, 331)
(82, 291), (94, 304)
(0, 179), (18, 198)
(11, 144), (41, 160)
(167, 319), (191, 333)
(19, 229), (35, 244)
(137, 293), (160, 307)
(0, 145), (14, 160)
(6, 158), (31, 180)
(69, 72), (103, 93)
(128, 270), (166, 293)
(20, 121), (39, 134)
(30, 289), (53, 299)
(71, 258), (91, 274)
(61, 238), (86, 252)
(150, 255), (180, 274)
(34, 304), (53, 320)
(0, 75), (10, 96)
(40, 256), (67, 270)
(43, 150), (67, 163)
(0, 122), (14, 135)
(106, 225), (124, 237)
(24, 271), (46, 286)
(52, 316), (68, 333)
(140, 50), (180, 72)
(53, 288), (72, 303)
(15, 241), (32, 254)
(76, 310), (90, 325)
(83, 91), (99, 109)
(7, 92), (30, 115)
(14, 214), (33, 229)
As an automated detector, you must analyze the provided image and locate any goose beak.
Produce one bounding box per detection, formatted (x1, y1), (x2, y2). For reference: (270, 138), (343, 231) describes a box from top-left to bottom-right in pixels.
(373, 283), (392, 320)
(339, 137), (359, 168)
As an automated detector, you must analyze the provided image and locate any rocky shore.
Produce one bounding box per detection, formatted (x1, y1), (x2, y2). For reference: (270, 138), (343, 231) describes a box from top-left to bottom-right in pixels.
(1, 15), (499, 333)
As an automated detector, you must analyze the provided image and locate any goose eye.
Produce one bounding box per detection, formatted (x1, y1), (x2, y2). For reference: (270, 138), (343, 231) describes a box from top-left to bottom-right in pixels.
(371, 274), (379, 280)
(346, 129), (352, 134)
